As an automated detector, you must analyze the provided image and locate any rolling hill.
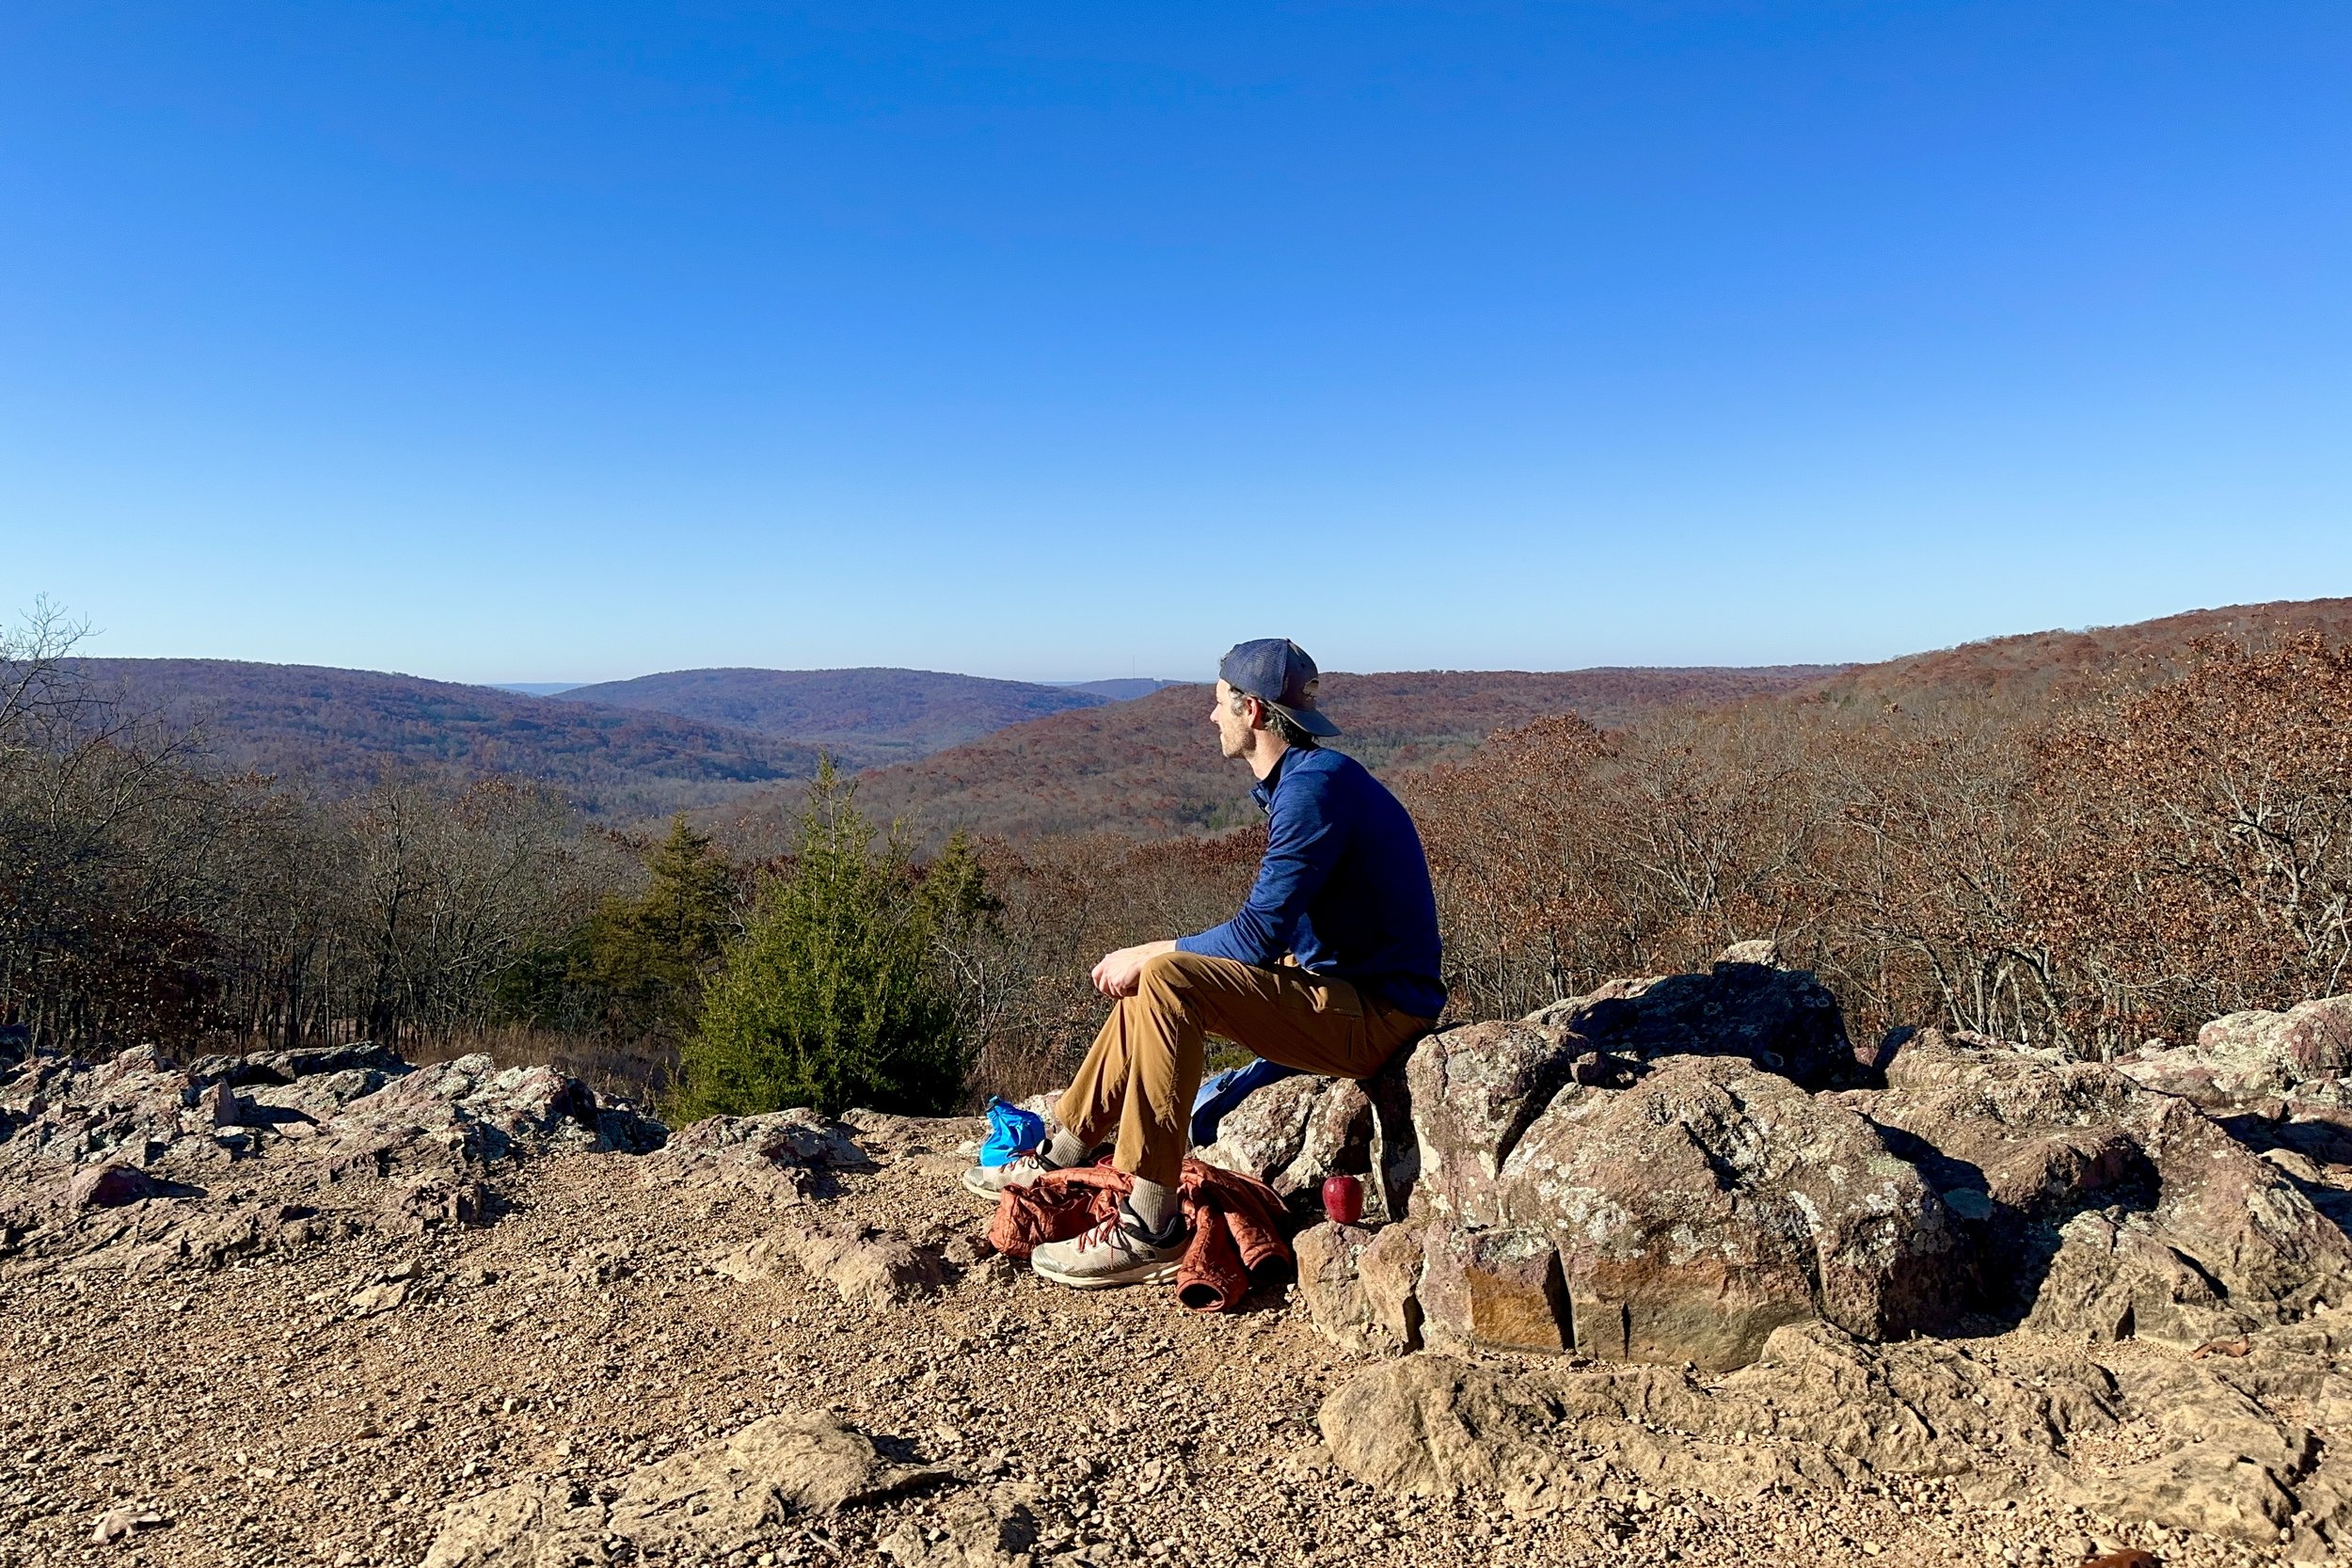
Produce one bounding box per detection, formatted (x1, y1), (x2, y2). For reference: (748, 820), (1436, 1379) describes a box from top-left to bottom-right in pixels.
(549, 667), (1112, 767)
(62, 659), (824, 818)
(719, 665), (1848, 847)
(74, 600), (2349, 838)
(1794, 597), (2352, 712)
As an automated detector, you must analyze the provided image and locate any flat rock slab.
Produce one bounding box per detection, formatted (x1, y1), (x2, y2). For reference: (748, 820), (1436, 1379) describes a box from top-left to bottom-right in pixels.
(1320, 1308), (2352, 1548)
(423, 1413), (951, 1565)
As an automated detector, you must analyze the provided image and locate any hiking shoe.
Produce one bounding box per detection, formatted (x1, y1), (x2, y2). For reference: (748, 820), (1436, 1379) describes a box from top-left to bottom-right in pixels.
(1029, 1209), (1187, 1290)
(961, 1151), (1057, 1204)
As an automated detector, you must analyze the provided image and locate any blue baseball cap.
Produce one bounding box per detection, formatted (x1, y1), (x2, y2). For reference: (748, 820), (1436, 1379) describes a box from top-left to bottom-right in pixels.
(1217, 639), (1341, 737)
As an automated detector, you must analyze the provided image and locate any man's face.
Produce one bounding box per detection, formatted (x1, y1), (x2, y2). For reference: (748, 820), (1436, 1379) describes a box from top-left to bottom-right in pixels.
(1211, 679), (1256, 759)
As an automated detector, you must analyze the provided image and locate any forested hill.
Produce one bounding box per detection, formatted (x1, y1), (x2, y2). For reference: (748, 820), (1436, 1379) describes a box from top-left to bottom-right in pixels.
(550, 667), (1112, 766)
(722, 664), (1847, 847)
(64, 659), (824, 819)
(1796, 597), (2352, 712)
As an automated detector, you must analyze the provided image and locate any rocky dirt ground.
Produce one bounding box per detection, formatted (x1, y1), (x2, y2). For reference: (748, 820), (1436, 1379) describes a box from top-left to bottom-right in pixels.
(0, 1108), (2307, 1568)
(5, 960), (2350, 1568)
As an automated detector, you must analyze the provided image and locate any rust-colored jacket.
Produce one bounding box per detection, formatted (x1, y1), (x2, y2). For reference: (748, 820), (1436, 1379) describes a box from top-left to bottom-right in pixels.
(987, 1158), (1293, 1311)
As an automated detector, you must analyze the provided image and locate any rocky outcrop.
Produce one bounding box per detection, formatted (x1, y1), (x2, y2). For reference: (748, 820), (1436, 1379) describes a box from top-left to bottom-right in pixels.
(185, 1041), (408, 1090)
(1864, 1029), (2352, 1342)
(2119, 997), (2352, 1228)
(1295, 966), (2352, 1379)
(0, 1045), (213, 1171)
(0, 1041), (664, 1278)
(2, 1043), (657, 1181)
(304, 1055), (631, 1177)
(1320, 1308), (2352, 1548)
(639, 1106), (871, 1206)
(1310, 1013), (1960, 1369)
(18, 953), (2352, 1561)
(1493, 1055), (1961, 1368)
(2121, 994), (2352, 1108)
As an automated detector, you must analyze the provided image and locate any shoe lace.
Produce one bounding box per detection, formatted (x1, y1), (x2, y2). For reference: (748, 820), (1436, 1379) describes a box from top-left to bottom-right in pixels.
(1072, 1212), (1127, 1255)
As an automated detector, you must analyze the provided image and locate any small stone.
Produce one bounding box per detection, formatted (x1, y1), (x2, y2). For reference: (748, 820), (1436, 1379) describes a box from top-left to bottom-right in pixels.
(68, 1164), (161, 1211)
(348, 1280), (411, 1317)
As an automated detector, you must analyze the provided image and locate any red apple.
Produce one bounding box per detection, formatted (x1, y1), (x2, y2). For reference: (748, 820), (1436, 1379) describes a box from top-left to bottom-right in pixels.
(1321, 1174), (1364, 1227)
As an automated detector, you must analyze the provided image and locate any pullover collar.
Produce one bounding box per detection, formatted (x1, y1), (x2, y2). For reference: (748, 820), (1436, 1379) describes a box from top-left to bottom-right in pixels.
(1250, 747), (1298, 816)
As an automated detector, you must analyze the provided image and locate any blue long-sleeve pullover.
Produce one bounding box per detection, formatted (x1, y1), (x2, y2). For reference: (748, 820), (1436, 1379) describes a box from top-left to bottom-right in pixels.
(1174, 747), (1447, 1021)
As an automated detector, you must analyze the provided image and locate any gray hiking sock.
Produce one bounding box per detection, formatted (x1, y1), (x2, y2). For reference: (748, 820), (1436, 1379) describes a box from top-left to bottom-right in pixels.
(1042, 1129), (1088, 1169)
(1126, 1178), (1179, 1236)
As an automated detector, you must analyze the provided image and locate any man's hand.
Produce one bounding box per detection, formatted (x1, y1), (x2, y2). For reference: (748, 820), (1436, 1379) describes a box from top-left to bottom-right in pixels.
(1091, 940), (1177, 998)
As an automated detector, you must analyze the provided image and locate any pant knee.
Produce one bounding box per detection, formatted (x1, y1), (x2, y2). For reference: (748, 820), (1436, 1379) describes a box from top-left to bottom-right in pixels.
(1134, 950), (1198, 1003)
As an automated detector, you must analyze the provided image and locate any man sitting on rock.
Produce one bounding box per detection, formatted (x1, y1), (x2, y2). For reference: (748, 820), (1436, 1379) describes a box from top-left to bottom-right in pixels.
(965, 638), (1446, 1289)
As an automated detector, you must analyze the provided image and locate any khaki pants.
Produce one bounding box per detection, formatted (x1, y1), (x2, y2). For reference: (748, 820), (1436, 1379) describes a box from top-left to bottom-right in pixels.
(1054, 951), (1434, 1189)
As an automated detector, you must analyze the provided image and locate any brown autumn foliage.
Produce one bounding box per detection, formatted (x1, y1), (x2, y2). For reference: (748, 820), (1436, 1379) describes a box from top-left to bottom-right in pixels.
(2019, 635), (2352, 1047)
(1402, 632), (2352, 1059)
(13, 601), (2352, 1103)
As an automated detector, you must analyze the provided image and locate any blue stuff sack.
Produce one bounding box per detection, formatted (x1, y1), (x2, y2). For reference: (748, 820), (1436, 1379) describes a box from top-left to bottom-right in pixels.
(977, 1096), (1049, 1167)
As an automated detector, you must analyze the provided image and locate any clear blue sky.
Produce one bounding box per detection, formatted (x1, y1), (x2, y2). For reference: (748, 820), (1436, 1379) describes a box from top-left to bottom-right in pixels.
(5, 3), (2347, 685)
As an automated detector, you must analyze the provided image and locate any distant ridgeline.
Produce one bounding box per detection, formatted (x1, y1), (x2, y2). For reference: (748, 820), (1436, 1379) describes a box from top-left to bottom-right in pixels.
(56, 661), (1153, 819)
(56, 596), (2352, 834)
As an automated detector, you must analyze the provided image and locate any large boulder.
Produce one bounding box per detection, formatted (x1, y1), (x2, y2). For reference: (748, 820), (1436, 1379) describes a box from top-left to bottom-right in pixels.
(1400, 965), (1868, 1231)
(1401, 1021), (1582, 1227)
(1534, 961), (1870, 1091)
(1490, 1054), (1962, 1370)
(1866, 1030), (2352, 1341)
